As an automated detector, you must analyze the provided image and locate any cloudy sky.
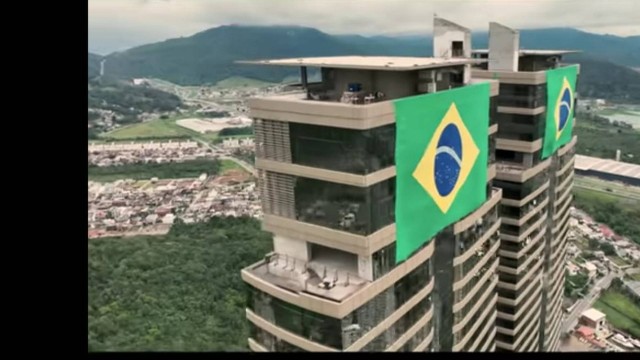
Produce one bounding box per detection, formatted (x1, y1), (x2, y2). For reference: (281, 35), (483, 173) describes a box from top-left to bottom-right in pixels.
(89, 0), (639, 54)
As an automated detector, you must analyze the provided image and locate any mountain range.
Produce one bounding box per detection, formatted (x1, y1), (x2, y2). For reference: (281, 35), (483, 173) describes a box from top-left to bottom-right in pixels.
(88, 25), (640, 102)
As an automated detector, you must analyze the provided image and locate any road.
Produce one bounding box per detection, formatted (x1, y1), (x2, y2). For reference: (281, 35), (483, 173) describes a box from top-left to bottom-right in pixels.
(194, 138), (257, 176)
(562, 270), (619, 334)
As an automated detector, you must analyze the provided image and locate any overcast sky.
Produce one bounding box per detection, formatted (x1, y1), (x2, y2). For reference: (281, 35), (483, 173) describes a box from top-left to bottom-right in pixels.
(88, 0), (640, 54)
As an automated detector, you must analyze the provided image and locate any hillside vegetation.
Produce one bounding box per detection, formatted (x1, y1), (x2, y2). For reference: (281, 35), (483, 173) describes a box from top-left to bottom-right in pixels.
(574, 114), (640, 163)
(88, 78), (183, 123)
(573, 187), (640, 246)
(89, 53), (102, 78)
(571, 56), (640, 104)
(88, 217), (272, 351)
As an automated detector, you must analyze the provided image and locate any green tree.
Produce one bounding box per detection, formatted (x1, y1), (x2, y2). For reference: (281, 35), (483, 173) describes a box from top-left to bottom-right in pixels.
(88, 217), (273, 351)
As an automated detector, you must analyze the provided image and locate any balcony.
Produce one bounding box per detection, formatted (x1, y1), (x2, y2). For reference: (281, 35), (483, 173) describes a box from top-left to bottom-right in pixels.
(501, 211), (548, 242)
(248, 91), (396, 130)
(501, 196), (549, 226)
(242, 240), (435, 319)
(471, 63), (580, 85)
(246, 252), (368, 304)
(496, 158), (551, 183)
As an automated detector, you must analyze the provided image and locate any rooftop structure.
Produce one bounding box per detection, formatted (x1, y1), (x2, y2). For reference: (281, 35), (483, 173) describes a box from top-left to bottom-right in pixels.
(581, 308), (606, 324)
(574, 155), (640, 186)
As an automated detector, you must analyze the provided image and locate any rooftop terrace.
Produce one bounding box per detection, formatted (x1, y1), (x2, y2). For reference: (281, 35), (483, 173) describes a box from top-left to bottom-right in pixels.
(245, 252), (368, 303)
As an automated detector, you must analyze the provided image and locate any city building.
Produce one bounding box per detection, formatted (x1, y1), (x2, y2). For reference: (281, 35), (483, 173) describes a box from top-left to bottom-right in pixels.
(574, 155), (640, 187)
(471, 22), (579, 352)
(239, 17), (502, 352)
(579, 308), (606, 335)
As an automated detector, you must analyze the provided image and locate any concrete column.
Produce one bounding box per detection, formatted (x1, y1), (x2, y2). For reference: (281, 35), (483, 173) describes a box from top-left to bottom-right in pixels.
(488, 22), (520, 72)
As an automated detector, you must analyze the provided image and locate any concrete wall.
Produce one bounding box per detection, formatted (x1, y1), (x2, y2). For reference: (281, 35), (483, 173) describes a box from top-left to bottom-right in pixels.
(273, 235), (310, 261)
(332, 69), (375, 96)
(358, 254), (374, 281)
(433, 17), (472, 83)
(372, 70), (418, 99)
(488, 22), (520, 72)
(327, 69), (418, 100)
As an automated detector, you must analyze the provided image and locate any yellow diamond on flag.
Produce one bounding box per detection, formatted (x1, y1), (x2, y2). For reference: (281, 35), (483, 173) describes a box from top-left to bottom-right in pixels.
(412, 103), (480, 214)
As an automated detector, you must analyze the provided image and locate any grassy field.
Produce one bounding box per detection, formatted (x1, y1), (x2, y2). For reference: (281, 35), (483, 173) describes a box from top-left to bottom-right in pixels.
(102, 118), (196, 140)
(220, 160), (242, 174)
(609, 256), (630, 267)
(88, 160), (220, 182)
(594, 289), (640, 338)
(573, 185), (640, 246)
(574, 176), (640, 202)
(573, 186), (639, 212)
(99, 115), (223, 144)
(628, 272), (640, 281)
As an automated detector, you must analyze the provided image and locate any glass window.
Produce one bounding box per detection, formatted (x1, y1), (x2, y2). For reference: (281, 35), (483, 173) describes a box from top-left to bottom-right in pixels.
(295, 177), (395, 235)
(495, 169), (549, 201)
(250, 324), (307, 352)
(496, 113), (545, 141)
(372, 242), (397, 280)
(497, 84), (546, 108)
(361, 297), (432, 351)
(453, 292), (495, 344)
(290, 123), (395, 174)
(454, 204), (499, 258)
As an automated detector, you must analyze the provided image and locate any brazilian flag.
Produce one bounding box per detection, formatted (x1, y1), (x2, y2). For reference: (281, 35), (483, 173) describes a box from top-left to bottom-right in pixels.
(541, 65), (579, 159)
(393, 83), (490, 262)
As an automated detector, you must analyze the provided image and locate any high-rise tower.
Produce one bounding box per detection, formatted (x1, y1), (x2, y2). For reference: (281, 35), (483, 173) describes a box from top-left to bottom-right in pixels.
(471, 22), (579, 352)
(240, 18), (502, 352)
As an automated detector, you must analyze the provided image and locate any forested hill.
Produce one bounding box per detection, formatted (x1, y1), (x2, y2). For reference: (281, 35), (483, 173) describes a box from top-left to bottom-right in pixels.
(89, 52), (102, 78)
(568, 55), (640, 103)
(98, 25), (638, 82)
(88, 217), (272, 351)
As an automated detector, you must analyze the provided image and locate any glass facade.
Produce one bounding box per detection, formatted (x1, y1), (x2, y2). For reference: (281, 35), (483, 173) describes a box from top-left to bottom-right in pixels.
(557, 146), (576, 170)
(361, 297), (433, 351)
(453, 255), (498, 304)
(372, 242), (396, 280)
(494, 169), (549, 201)
(500, 191), (548, 219)
(497, 84), (546, 108)
(496, 113), (545, 141)
(290, 123), (395, 175)
(250, 325), (307, 352)
(453, 291), (496, 344)
(454, 276), (495, 324)
(295, 177), (395, 235)
(454, 203), (499, 258)
(398, 319), (433, 352)
(499, 238), (544, 269)
(496, 282), (538, 316)
(501, 209), (546, 237)
(246, 258), (432, 350)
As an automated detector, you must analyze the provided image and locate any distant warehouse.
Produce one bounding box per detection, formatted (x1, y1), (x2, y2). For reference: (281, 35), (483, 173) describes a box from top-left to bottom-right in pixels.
(574, 155), (640, 186)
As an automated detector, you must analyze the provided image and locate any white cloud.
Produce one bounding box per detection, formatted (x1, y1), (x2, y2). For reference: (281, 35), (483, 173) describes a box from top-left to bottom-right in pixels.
(89, 0), (640, 54)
